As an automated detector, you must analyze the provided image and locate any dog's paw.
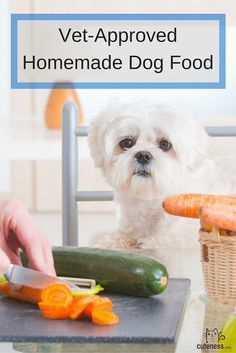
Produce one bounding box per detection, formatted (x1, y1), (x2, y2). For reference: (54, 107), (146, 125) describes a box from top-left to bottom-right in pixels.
(90, 230), (137, 249)
(135, 236), (158, 249)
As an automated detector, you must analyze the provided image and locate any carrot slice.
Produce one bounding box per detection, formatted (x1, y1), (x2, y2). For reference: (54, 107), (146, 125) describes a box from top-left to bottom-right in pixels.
(71, 294), (96, 306)
(84, 297), (113, 318)
(41, 283), (72, 306)
(0, 283), (41, 304)
(92, 310), (119, 325)
(39, 302), (70, 319)
(69, 296), (96, 320)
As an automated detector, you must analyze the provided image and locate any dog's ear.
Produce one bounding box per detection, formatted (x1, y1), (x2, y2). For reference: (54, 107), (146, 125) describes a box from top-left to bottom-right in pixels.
(185, 123), (209, 170)
(88, 115), (105, 168)
(88, 98), (122, 168)
(183, 125), (208, 170)
(172, 113), (209, 170)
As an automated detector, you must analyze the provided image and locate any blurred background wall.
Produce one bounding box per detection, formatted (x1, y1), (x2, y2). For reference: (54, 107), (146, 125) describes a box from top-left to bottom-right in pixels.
(0, 1), (11, 193)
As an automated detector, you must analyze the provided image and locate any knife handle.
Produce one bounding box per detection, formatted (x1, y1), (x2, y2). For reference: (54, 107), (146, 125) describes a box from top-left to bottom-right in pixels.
(59, 276), (96, 289)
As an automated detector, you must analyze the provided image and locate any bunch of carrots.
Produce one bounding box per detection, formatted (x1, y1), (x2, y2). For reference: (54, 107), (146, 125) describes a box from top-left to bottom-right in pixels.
(163, 193), (236, 234)
(0, 282), (119, 325)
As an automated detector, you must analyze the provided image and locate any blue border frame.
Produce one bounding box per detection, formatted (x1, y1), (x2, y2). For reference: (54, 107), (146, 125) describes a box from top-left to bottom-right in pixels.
(11, 13), (226, 89)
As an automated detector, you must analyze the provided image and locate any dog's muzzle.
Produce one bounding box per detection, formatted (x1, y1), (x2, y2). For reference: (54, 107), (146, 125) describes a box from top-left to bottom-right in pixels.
(135, 151), (153, 165)
(133, 151), (153, 177)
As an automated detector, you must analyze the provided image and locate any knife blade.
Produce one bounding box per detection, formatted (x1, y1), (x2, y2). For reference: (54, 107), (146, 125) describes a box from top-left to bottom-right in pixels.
(4, 264), (80, 292)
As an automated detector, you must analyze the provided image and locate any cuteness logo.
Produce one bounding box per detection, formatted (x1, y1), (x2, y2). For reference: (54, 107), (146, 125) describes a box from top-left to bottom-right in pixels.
(196, 327), (227, 350)
(203, 328), (225, 344)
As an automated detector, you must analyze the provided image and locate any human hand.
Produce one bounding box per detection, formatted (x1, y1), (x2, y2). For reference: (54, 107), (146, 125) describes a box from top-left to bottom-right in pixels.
(0, 200), (55, 276)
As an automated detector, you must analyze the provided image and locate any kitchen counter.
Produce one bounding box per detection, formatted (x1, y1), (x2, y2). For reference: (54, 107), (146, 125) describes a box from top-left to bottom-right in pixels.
(0, 291), (233, 353)
(0, 248), (234, 353)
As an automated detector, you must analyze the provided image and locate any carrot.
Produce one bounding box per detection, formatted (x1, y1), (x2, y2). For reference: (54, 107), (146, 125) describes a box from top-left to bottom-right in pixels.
(0, 283), (41, 304)
(0, 281), (120, 325)
(163, 194), (236, 219)
(200, 218), (232, 235)
(91, 310), (119, 325)
(69, 296), (96, 320)
(83, 297), (113, 318)
(200, 203), (236, 232)
(41, 283), (72, 306)
(38, 302), (70, 319)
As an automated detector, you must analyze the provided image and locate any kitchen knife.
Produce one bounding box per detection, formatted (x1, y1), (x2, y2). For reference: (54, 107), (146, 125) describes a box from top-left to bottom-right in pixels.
(4, 264), (80, 292)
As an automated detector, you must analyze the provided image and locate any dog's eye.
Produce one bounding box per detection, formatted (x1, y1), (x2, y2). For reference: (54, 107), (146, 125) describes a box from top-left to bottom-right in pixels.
(119, 138), (135, 150)
(159, 138), (172, 152)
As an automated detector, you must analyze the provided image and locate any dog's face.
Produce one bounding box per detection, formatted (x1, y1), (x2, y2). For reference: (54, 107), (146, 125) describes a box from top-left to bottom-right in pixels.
(88, 101), (208, 199)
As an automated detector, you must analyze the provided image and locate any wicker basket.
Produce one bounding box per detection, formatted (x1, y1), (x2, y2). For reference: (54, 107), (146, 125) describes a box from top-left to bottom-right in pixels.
(199, 229), (236, 305)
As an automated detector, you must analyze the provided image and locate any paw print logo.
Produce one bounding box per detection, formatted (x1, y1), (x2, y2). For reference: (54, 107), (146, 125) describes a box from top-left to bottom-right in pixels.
(203, 328), (225, 344)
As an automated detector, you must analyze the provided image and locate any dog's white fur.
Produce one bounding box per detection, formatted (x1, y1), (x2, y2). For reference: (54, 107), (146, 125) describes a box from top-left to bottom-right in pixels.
(88, 100), (236, 249)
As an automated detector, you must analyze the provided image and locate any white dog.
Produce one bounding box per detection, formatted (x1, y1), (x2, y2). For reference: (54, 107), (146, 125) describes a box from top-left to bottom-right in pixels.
(88, 100), (236, 249)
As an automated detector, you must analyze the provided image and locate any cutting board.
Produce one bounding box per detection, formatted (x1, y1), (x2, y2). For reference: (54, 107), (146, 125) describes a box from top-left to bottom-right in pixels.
(0, 278), (190, 344)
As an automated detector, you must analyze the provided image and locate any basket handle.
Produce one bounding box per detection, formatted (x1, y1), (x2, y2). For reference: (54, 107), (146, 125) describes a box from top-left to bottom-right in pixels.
(201, 244), (209, 262)
(200, 227), (221, 243)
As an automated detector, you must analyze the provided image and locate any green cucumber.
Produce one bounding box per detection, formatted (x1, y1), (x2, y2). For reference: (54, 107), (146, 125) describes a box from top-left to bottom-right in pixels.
(21, 247), (168, 297)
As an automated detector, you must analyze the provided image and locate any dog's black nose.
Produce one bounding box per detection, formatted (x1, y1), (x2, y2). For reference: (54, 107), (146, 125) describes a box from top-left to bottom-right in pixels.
(135, 151), (153, 164)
